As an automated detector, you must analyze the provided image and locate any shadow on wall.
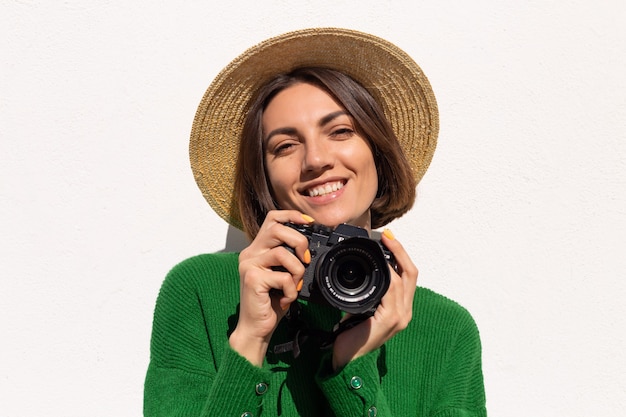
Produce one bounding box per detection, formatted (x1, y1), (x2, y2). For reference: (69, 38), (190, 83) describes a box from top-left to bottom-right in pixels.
(222, 226), (249, 253)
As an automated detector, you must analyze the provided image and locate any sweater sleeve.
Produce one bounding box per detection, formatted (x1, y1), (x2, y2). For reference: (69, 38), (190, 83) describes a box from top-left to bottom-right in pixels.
(143, 255), (273, 417)
(317, 289), (487, 417)
(316, 349), (391, 417)
(432, 309), (487, 417)
(144, 347), (271, 417)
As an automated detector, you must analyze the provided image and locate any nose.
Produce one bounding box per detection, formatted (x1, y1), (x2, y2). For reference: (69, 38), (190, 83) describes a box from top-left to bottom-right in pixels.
(302, 138), (334, 173)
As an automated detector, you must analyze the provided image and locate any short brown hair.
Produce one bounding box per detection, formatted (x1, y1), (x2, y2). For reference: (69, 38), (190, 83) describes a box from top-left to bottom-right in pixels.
(235, 67), (416, 239)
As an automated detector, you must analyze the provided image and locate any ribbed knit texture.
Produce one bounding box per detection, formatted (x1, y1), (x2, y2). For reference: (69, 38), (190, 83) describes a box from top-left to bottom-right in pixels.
(144, 253), (486, 417)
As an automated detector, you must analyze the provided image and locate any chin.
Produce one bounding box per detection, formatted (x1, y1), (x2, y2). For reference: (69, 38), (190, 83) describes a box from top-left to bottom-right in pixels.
(316, 214), (370, 231)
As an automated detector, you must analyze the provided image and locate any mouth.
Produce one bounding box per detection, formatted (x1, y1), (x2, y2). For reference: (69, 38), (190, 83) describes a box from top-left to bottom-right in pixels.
(304, 180), (345, 197)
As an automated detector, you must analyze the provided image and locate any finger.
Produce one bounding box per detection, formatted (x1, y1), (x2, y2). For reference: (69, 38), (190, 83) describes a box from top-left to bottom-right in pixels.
(243, 265), (299, 310)
(381, 229), (418, 286)
(270, 246), (307, 283)
(373, 269), (413, 333)
(261, 210), (315, 262)
(380, 230), (418, 322)
(255, 246), (308, 311)
(263, 209), (315, 231)
(269, 272), (299, 311)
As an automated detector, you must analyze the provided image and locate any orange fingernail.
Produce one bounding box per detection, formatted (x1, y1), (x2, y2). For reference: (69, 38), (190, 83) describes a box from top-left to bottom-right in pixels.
(383, 228), (395, 240)
(296, 280), (304, 291)
(302, 214), (315, 223)
(303, 249), (311, 264)
(282, 302), (291, 311)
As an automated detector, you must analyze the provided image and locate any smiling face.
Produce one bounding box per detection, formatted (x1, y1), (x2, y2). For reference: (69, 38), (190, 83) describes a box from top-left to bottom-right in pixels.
(262, 82), (379, 230)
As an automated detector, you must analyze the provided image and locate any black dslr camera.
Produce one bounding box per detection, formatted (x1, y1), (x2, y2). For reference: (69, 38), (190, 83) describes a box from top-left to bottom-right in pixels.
(281, 222), (396, 316)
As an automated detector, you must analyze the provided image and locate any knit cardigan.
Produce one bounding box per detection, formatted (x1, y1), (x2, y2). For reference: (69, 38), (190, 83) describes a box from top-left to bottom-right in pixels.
(144, 252), (486, 417)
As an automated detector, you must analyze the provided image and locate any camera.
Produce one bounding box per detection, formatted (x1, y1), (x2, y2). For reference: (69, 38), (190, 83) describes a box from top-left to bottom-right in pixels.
(280, 222), (396, 316)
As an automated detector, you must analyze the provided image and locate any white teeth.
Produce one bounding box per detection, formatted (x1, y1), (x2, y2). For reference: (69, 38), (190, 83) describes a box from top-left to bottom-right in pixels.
(308, 181), (344, 197)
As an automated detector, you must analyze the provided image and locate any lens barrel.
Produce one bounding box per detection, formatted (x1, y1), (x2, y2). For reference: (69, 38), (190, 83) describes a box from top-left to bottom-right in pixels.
(315, 237), (391, 315)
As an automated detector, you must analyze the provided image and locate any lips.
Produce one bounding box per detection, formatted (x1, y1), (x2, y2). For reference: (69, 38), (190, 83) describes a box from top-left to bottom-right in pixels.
(306, 180), (345, 197)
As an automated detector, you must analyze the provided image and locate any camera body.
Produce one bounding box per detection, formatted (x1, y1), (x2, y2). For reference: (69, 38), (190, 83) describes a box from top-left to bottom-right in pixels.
(283, 222), (396, 315)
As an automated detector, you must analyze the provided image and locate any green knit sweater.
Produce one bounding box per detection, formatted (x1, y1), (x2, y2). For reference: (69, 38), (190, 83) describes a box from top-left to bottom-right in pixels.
(144, 252), (486, 417)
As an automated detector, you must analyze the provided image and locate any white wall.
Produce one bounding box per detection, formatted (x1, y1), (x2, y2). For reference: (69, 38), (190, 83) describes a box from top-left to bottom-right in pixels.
(2, 1), (624, 416)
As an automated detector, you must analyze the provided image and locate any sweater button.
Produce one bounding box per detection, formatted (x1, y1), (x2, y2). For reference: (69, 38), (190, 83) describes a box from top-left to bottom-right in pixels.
(241, 413), (253, 417)
(255, 382), (268, 395)
(349, 376), (363, 390)
(368, 406), (378, 417)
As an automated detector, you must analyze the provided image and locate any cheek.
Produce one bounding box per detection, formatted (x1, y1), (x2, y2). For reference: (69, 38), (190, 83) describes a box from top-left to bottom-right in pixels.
(266, 161), (295, 202)
(355, 148), (379, 188)
(367, 162), (379, 196)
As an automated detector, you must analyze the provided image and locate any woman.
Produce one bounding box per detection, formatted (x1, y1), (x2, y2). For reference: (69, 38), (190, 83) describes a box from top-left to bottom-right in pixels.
(145, 28), (486, 417)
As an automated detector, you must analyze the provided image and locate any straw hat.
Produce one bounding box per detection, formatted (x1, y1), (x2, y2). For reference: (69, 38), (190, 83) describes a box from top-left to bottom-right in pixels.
(190, 27), (439, 229)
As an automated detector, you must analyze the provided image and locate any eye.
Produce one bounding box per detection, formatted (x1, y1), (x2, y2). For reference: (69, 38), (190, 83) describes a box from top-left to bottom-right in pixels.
(330, 127), (355, 139)
(270, 139), (299, 155)
(275, 142), (294, 153)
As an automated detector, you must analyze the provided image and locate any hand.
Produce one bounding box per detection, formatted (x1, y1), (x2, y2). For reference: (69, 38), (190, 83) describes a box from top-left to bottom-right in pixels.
(229, 210), (313, 366)
(331, 229), (418, 370)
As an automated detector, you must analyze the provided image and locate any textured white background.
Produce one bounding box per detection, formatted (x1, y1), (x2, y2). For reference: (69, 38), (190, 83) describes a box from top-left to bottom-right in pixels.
(2, 1), (625, 416)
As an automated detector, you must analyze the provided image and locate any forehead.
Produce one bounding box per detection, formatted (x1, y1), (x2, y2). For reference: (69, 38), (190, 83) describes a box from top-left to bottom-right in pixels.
(262, 83), (347, 126)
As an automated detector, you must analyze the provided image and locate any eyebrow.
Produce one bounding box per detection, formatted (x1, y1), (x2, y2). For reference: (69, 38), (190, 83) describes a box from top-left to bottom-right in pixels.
(319, 110), (348, 127)
(264, 110), (349, 143)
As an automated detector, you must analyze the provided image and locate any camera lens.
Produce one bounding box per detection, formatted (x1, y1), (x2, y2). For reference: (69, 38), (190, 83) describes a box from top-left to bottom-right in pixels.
(315, 237), (390, 315)
(334, 256), (370, 294)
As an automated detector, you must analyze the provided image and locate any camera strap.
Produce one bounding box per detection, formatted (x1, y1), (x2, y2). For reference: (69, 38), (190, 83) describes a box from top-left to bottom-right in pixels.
(272, 303), (368, 358)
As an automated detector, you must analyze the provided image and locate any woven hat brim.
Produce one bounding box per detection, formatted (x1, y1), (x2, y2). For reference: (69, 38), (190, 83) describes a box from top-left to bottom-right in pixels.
(190, 27), (439, 229)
